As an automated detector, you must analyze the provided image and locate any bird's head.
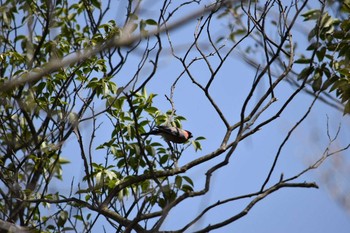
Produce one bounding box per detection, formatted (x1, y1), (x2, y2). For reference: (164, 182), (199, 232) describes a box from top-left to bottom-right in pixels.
(185, 130), (193, 139)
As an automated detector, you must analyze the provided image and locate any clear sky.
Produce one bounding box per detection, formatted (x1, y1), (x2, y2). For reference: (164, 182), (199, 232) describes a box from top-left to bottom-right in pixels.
(56, 1), (350, 232)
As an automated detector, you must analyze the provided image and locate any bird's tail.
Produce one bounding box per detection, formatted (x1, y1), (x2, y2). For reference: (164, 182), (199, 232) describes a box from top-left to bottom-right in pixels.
(141, 130), (160, 137)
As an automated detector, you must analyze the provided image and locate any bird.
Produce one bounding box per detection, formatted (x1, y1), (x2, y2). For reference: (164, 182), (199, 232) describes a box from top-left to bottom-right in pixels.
(141, 125), (192, 144)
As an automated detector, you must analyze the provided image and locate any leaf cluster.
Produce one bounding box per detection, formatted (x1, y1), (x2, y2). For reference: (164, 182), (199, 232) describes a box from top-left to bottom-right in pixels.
(297, 7), (350, 113)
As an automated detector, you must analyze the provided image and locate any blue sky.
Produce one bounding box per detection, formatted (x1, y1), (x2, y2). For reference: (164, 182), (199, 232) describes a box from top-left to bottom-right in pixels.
(138, 1), (350, 232)
(55, 1), (350, 232)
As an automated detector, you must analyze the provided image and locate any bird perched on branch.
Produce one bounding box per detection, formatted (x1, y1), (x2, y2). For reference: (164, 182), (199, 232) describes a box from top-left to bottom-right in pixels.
(142, 125), (192, 144)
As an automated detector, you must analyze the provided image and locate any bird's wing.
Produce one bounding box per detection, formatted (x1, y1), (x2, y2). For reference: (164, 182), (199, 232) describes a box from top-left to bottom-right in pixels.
(157, 126), (180, 136)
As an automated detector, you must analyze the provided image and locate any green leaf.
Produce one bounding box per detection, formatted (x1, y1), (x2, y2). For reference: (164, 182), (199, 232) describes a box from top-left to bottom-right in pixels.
(14, 35), (26, 42)
(85, 194), (91, 202)
(333, 30), (345, 39)
(330, 80), (342, 93)
(36, 82), (46, 93)
(341, 19), (350, 31)
(91, 0), (101, 9)
(320, 13), (333, 29)
(151, 142), (163, 147)
(47, 225), (55, 230)
(145, 19), (157, 25)
(321, 76), (335, 91)
(316, 47), (326, 61)
(295, 58), (312, 64)
(344, 100), (350, 115)
(338, 68), (350, 77)
(73, 215), (83, 221)
(312, 73), (322, 92)
(183, 176), (194, 187)
(160, 154), (169, 164)
(142, 87), (148, 98)
(158, 198), (166, 208)
(146, 106), (158, 114)
(181, 184), (194, 192)
(298, 66), (314, 80)
(306, 42), (321, 51)
(192, 140), (202, 151)
(58, 157), (70, 164)
(175, 176), (182, 188)
(308, 28), (317, 41)
(117, 159), (126, 168)
(57, 210), (68, 227)
(67, 13), (76, 21)
(301, 9), (321, 21)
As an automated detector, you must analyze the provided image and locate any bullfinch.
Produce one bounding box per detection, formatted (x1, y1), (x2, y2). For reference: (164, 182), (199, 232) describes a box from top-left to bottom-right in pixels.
(142, 125), (192, 144)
